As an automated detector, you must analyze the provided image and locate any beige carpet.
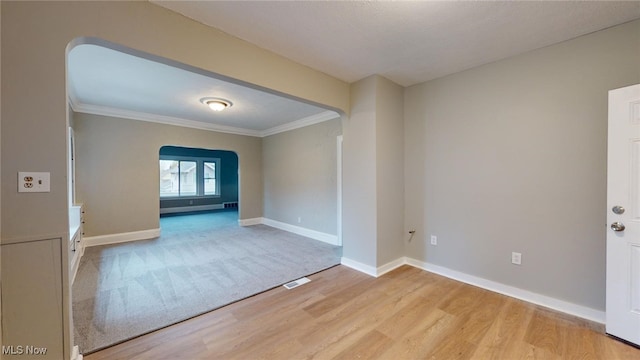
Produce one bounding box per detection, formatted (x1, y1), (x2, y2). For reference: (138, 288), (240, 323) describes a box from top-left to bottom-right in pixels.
(72, 210), (341, 354)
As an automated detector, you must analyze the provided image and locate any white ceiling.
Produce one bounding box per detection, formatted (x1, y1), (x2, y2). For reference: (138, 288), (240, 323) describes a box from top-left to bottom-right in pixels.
(68, 44), (336, 137)
(69, 1), (640, 137)
(153, 0), (640, 87)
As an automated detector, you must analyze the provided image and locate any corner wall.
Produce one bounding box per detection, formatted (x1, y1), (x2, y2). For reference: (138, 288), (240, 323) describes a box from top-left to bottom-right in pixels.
(376, 77), (405, 266)
(262, 118), (342, 236)
(342, 75), (405, 272)
(404, 19), (640, 311)
(342, 77), (378, 267)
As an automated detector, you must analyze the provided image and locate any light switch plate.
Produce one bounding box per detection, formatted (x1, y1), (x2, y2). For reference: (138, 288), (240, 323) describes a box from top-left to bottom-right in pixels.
(18, 172), (50, 193)
(511, 252), (522, 265)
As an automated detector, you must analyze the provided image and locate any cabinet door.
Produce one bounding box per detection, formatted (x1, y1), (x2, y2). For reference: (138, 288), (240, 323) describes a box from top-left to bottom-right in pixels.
(2, 238), (64, 359)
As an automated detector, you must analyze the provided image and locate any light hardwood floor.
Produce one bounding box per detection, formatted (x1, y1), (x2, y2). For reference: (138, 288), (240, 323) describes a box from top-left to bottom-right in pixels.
(85, 265), (640, 359)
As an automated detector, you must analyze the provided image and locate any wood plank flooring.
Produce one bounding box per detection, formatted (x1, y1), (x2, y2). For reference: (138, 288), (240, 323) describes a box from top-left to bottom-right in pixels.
(84, 265), (640, 359)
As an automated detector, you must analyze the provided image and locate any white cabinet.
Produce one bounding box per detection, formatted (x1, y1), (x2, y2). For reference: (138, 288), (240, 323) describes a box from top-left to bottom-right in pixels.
(69, 204), (84, 283)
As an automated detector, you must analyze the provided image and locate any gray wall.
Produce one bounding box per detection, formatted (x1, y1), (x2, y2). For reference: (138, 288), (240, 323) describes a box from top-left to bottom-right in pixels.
(375, 77), (405, 266)
(342, 75), (405, 267)
(73, 112), (262, 237)
(263, 117), (341, 235)
(343, 76), (378, 266)
(404, 19), (640, 310)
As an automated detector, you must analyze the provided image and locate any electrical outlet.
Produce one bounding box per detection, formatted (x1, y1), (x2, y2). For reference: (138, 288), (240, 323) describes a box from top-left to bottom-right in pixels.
(511, 252), (522, 265)
(297, 217), (302, 223)
(18, 172), (50, 193)
(430, 235), (437, 245)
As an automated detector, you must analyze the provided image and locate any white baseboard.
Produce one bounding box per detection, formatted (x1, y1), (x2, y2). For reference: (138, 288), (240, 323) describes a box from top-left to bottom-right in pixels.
(238, 217), (339, 246)
(84, 228), (161, 247)
(71, 345), (82, 360)
(261, 218), (339, 246)
(238, 217), (263, 226)
(405, 257), (605, 324)
(340, 256), (405, 278)
(341, 255), (605, 324)
(376, 257), (407, 277)
(341, 257), (378, 277)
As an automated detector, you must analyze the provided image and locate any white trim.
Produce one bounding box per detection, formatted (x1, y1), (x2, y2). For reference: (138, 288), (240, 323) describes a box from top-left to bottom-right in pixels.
(260, 111), (339, 137)
(84, 228), (161, 247)
(261, 218), (339, 246)
(68, 93), (81, 113)
(340, 256), (605, 324)
(340, 257), (407, 278)
(160, 204), (223, 214)
(237, 217), (340, 245)
(404, 257), (605, 324)
(71, 101), (262, 137)
(71, 345), (83, 360)
(238, 217), (263, 226)
(376, 257), (407, 277)
(337, 135), (343, 247)
(70, 231), (84, 284)
(70, 99), (338, 138)
(69, 204), (84, 284)
(341, 257), (378, 277)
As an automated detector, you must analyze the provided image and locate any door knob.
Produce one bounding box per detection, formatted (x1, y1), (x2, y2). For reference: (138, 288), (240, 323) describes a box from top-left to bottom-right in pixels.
(612, 205), (625, 215)
(611, 222), (626, 232)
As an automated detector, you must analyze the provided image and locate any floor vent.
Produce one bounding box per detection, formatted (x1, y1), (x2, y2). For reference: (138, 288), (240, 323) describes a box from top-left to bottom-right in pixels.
(223, 202), (238, 209)
(283, 277), (310, 290)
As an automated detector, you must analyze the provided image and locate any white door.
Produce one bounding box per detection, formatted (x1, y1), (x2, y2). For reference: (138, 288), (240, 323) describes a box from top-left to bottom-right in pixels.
(606, 83), (640, 345)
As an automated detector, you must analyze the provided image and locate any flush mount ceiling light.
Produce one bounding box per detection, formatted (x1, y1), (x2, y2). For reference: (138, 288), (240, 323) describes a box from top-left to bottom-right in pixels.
(200, 97), (233, 112)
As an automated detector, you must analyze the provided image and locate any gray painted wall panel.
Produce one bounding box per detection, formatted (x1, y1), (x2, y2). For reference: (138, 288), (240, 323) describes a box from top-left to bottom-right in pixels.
(263, 118), (341, 235)
(375, 77), (405, 265)
(404, 19), (640, 310)
(1, 238), (64, 359)
(342, 76), (378, 266)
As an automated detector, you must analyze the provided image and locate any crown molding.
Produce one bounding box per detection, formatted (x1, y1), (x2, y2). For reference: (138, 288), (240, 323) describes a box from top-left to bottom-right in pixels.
(259, 111), (339, 137)
(69, 100), (339, 138)
(69, 100), (262, 137)
(68, 92), (81, 110)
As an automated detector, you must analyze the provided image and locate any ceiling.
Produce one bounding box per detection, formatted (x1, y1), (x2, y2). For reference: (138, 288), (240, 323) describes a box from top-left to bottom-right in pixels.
(69, 1), (640, 137)
(67, 44), (336, 137)
(152, 1), (640, 87)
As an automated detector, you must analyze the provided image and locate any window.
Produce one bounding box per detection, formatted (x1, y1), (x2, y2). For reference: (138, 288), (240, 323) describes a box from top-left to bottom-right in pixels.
(204, 161), (217, 195)
(159, 157), (220, 198)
